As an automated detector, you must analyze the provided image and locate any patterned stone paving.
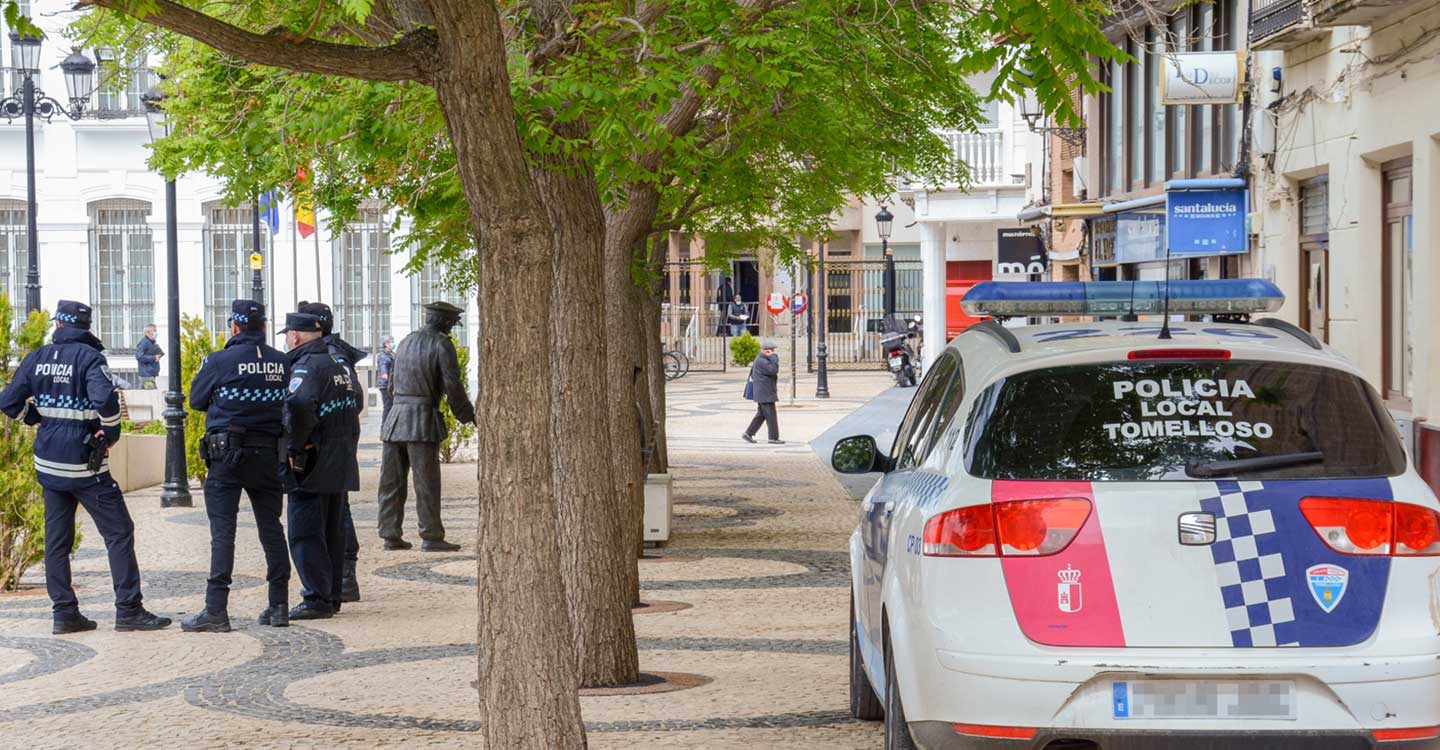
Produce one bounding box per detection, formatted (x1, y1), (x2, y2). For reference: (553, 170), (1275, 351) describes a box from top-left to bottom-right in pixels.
(0, 370), (894, 748)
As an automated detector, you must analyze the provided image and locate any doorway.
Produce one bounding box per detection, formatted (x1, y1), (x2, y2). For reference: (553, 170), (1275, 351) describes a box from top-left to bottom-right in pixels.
(732, 259), (760, 335)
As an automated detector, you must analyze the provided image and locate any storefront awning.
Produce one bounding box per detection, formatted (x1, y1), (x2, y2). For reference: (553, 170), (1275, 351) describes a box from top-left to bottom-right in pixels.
(1017, 202), (1107, 224)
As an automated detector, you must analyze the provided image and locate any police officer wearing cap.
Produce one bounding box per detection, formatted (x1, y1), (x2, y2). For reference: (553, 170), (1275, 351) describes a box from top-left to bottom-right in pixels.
(295, 301), (365, 603)
(377, 300), (474, 551)
(180, 301), (292, 633)
(0, 301), (171, 634)
(280, 311), (361, 619)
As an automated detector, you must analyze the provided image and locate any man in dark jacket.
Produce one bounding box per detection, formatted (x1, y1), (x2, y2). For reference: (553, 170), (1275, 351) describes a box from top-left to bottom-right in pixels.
(726, 295), (749, 337)
(134, 324), (162, 389)
(181, 300), (292, 633)
(714, 276), (735, 335)
(279, 312), (361, 620)
(0, 301), (171, 634)
(377, 301), (474, 551)
(742, 341), (783, 444)
(297, 301), (365, 603)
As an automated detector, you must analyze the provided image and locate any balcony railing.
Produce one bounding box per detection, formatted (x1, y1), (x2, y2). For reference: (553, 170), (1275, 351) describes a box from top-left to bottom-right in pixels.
(942, 129), (1016, 187)
(1250, 0), (1325, 49)
(1310, 0), (1417, 27)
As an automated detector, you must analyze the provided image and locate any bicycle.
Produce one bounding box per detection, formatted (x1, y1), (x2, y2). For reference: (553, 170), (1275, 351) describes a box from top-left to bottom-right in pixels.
(662, 349), (690, 381)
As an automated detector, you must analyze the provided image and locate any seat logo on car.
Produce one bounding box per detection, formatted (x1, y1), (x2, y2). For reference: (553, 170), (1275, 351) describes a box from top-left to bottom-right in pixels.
(1178, 512), (1218, 545)
(1057, 565), (1083, 613)
(1305, 564), (1350, 614)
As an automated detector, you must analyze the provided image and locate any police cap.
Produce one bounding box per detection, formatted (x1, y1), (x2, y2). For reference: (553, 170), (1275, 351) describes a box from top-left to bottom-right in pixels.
(230, 299), (266, 324)
(424, 301), (464, 318)
(296, 300), (334, 334)
(278, 312), (324, 334)
(52, 300), (92, 329)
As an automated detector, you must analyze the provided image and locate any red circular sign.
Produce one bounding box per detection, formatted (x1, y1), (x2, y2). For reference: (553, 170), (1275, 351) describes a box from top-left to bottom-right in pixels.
(765, 293), (789, 315)
(791, 293), (809, 315)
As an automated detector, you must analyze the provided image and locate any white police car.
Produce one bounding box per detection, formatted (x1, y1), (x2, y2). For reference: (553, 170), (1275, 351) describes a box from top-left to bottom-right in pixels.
(832, 280), (1440, 750)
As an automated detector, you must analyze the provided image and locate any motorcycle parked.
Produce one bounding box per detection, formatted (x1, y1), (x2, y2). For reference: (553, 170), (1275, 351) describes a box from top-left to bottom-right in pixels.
(880, 314), (923, 387)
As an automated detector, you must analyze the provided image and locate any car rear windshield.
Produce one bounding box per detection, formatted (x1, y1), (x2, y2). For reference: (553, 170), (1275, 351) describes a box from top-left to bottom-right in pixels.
(963, 360), (1406, 481)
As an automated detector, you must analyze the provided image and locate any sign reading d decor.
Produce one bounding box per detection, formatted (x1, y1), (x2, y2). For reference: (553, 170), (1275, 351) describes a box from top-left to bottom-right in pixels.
(1160, 51), (1244, 106)
(1167, 189), (1247, 257)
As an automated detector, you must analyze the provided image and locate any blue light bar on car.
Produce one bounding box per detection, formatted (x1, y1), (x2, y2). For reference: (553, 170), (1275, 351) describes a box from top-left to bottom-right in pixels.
(961, 279), (1284, 317)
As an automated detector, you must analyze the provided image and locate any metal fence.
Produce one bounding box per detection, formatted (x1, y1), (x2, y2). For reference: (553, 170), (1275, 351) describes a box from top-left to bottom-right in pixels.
(659, 303), (749, 373)
(812, 259), (922, 370)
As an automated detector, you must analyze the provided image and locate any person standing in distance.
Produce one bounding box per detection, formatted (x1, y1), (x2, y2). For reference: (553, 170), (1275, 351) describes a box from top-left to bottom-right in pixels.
(741, 341), (784, 444)
(296, 301), (365, 605)
(134, 323), (162, 389)
(377, 301), (473, 552)
(279, 312), (361, 620)
(376, 336), (396, 421)
(180, 301), (292, 633)
(0, 301), (171, 633)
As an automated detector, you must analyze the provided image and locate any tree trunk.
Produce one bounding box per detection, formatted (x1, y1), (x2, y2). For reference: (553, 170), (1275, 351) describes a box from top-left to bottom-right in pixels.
(426, 2), (585, 747)
(641, 234), (669, 475)
(603, 186), (659, 606)
(533, 153), (642, 688)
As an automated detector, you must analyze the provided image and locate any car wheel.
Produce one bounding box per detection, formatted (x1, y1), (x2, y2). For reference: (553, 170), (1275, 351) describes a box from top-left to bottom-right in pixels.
(849, 590), (883, 721)
(883, 623), (918, 750)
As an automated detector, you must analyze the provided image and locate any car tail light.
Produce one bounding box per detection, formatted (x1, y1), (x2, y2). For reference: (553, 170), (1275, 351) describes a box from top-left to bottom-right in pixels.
(951, 723), (1038, 740)
(923, 499), (1090, 558)
(1128, 348), (1231, 360)
(1300, 498), (1440, 557)
(1373, 725), (1440, 742)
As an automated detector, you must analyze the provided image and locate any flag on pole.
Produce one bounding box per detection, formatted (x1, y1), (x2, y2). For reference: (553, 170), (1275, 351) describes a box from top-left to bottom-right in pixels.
(293, 164), (316, 239)
(259, 190), (281, 236)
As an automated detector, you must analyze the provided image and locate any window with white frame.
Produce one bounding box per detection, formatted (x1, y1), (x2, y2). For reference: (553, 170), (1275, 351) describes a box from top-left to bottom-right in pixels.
(0, 201), (27, 322)
(202, 203), (273, 337)
(332, 206), (391, 351)
(94, 48), (156, 116)
(88, 199), (155, 350)
(411, 260), (467, 349)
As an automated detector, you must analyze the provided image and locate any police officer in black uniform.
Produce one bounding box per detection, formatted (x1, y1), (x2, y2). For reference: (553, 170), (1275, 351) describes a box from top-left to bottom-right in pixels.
(0, 300), (171, 634)
(280, 312), (361, 620)
(180, 301), (292, 633)
(296, 301), (364, 603)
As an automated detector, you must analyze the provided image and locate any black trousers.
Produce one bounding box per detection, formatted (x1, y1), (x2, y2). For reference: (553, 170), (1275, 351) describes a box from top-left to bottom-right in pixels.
(203, 448), (290, 613)
(42, 479), (142, 618)
(341, 496), (359, 563)
(745, 402), (780, 441)
(288, 491), (345, 607)
(377, 441), (445, 542)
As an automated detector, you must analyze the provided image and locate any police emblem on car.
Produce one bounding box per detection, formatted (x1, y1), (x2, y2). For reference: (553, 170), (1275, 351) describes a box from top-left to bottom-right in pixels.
(1306, 564), (1349, 614)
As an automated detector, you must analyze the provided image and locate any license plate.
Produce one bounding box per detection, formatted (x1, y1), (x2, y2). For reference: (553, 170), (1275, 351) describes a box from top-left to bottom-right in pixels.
(888, 356), (903, 368)
(1111, 680), (1296, 720)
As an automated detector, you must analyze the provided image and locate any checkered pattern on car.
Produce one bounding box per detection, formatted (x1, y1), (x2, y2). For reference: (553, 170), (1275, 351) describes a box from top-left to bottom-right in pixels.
(1199, 480), (1299, 648)
(216, 386), (286, 402)
(910, 471), (950, 509)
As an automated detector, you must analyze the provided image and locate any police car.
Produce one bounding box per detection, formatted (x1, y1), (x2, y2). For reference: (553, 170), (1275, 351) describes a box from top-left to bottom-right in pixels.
(832, 280), (1440, 750)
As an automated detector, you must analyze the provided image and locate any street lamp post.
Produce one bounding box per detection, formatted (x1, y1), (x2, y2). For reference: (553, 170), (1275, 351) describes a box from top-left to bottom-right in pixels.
(815, 241), (830, 399)
(142, 85), (193, 509)
(251, 197), (264, 302)
(1, 34), (97, 313)
(876, 206), (896, 318)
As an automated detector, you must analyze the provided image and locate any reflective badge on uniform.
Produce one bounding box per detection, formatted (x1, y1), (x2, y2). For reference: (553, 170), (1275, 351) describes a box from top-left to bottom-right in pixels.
(289, 376), (304, 393)
(1306, 564), (1349, 614)
(100, 365), (113, 383)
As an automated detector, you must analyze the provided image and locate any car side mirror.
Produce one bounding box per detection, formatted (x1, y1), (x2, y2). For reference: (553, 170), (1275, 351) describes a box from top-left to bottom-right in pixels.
(832, 435), (888, 474)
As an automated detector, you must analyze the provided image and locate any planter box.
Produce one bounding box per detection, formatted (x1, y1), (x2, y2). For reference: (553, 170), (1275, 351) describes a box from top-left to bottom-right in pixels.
(110, 433), (166, 492)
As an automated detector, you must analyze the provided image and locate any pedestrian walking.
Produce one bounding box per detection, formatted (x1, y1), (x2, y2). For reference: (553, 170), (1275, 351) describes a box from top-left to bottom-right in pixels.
(279, 312), (361, 620)
(741, 341), (784, 445)
(0, 300), (172, 634)
(296, 301), (366, 603)
(727, 294), (749, 337)
(180, 300), (292, 633)
(376, 301), (474, 552)
(376, 336), (395, 421)
(134, 323), (162, 389)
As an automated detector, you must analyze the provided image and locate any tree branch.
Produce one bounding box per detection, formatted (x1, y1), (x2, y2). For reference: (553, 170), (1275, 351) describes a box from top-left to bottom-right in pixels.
(77, 0), (437, 82)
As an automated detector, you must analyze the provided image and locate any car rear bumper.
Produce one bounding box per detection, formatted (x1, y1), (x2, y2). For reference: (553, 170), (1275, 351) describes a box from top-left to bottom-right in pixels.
(909, 722), (1440, 750)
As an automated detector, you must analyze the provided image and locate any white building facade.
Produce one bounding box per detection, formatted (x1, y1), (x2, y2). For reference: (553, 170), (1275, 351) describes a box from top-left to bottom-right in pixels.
(1249, 0), (1440, 490)
(1, 3), (475, 387)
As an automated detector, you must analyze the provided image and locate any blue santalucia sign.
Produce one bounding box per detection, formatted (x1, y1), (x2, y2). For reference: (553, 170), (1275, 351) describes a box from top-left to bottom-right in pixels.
(1167, 188), (1247, 257)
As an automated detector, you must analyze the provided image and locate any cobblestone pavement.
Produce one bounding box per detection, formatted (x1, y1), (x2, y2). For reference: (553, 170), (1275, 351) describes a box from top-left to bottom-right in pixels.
(0, 369), (895, 748)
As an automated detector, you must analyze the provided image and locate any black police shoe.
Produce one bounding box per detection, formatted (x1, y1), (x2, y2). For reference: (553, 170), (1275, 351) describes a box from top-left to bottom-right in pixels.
(382, 537), (413, 551)
(340, 562), (361, 603)
(288, 602), (334, 621)
(741, 433), (756, 443)
(114, 609), (173, 632)
(52, 614), (98, 635)
(257, 603), (289, 628)
(421, 540), (462, 552)
(181, 609), (232, 633)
